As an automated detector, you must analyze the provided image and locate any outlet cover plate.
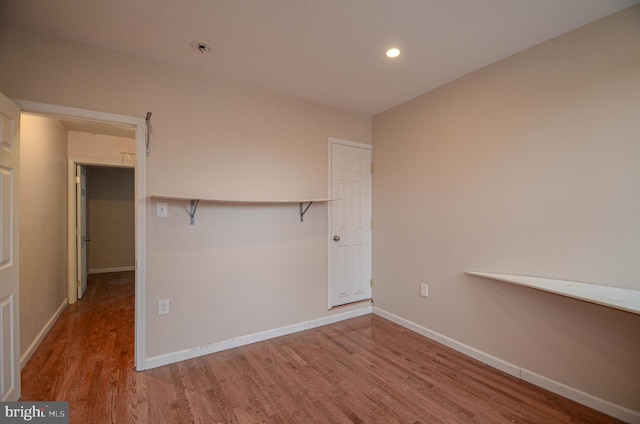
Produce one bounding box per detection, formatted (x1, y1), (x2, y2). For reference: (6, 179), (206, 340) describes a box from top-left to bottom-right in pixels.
(420, 283), (429, 298)
(158, 298), (170, 315)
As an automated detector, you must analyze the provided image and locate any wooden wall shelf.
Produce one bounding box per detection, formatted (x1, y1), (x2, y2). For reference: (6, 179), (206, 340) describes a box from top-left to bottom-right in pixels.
(466, 271), (640, 315)
(150, 195), (337, 224)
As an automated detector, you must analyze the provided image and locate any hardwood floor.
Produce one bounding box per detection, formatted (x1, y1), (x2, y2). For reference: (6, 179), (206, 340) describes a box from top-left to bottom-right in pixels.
(21, 272), (623, 423)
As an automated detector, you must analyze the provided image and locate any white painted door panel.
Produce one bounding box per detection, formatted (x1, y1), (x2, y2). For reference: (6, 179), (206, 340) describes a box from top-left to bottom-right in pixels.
(76, 165), (88, 299)
(329, 141), (372, 307)
(0, 92), (20, 401)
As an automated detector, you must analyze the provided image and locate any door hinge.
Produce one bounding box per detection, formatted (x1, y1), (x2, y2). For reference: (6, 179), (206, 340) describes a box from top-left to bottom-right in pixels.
(370, 279), (373, 287)
(370, 220), (373, 229)
(370, 163), (373, 173)
(75, 176), (81, 184)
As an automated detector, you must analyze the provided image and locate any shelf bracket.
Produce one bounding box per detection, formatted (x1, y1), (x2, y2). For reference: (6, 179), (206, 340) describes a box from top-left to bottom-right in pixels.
(145, 112), (152, 157)
(189, 199), (200, 225)
(299, 201), (313, 222)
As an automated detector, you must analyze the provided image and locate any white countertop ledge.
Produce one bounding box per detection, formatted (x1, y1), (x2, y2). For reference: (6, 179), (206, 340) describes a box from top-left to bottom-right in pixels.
(466, 272), (640, 315)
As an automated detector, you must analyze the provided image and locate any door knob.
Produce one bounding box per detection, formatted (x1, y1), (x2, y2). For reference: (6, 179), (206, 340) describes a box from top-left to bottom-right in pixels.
(333, 235), (340, 242)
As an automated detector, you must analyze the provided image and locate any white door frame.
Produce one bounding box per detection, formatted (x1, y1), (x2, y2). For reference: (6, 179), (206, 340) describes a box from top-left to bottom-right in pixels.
(327, 137), (372, 309)
(69, 160), (134, 302)
(14, 100), (147, 371)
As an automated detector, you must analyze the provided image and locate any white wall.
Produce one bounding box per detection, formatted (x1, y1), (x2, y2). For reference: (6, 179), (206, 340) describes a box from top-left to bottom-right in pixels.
(68, 131), (136, 166)
(0, 26), (372, 361)
(373, 6), (640, 414)
(68, 131), (136, 272)
(87, 166), (135, 272)
(19, 114), (68, 365)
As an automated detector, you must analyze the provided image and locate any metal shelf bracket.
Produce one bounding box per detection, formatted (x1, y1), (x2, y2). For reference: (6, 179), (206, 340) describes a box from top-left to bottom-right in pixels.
(190, 199), (200, 225)
(299, 201), (313, 222)
(145, 112), (152, 157)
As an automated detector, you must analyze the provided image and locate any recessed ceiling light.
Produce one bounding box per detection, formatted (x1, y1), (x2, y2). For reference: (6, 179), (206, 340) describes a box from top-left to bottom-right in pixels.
(386, 48), (400, 58)
(191, 41), (211, 54)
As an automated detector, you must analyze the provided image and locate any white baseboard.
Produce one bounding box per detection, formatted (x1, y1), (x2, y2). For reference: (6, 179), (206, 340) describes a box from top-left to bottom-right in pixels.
(373, 307), (519, 377)
(144, 305), (373, 370)
(89, 266), (135, 274)
(372, 307), (640, 424)
(20, 299), (68, 369)
(521, 369), (640, 424)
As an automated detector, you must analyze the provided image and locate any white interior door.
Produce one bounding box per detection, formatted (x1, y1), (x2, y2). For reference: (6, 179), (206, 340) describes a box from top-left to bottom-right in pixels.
(329, 139), (372, 308)
(76, 164), (88, 299)
(0, 91), (21, 401)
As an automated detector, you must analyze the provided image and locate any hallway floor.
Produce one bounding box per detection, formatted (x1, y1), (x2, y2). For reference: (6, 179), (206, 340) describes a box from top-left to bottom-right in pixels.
(21, 271), (136, 422)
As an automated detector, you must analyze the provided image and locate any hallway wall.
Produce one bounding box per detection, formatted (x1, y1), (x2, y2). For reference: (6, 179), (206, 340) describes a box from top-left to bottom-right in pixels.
(19, 114), (68, 366)
(87, 166), (135, 273)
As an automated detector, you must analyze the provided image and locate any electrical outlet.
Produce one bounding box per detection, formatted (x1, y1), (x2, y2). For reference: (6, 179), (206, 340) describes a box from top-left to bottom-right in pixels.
(157, 202), (168, 217)
(158, 298), (170, 315)
(420, 283), (429, 298)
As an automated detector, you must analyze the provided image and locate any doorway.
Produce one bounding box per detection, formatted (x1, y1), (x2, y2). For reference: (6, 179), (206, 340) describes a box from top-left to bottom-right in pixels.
(328, 137), (373, 308)
(16, 100), (147, 371)
(75, 164), (135, 301)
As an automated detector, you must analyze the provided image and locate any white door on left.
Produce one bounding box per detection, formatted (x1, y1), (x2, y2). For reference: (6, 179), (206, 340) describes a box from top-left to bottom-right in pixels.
(0, 91), (21, 401)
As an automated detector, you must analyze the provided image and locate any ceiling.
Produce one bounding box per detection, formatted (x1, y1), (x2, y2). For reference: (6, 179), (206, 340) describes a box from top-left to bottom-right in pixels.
(2, 0), (638, 115)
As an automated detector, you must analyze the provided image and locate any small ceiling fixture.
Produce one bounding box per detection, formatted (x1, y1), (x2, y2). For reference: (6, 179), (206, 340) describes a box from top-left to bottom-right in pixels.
(386, 47), (400, 58)
(191, 41), (211, 55)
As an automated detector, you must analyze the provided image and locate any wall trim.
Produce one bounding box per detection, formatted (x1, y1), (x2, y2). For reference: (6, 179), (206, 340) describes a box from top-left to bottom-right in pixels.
(328, 136), (372, 150)
(372, 307), (639, 424)
(145, 305), (372, 370)
(89, 266), (136, 275)
(521, 369), (640, 424)
(20, 299), (67, 369)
